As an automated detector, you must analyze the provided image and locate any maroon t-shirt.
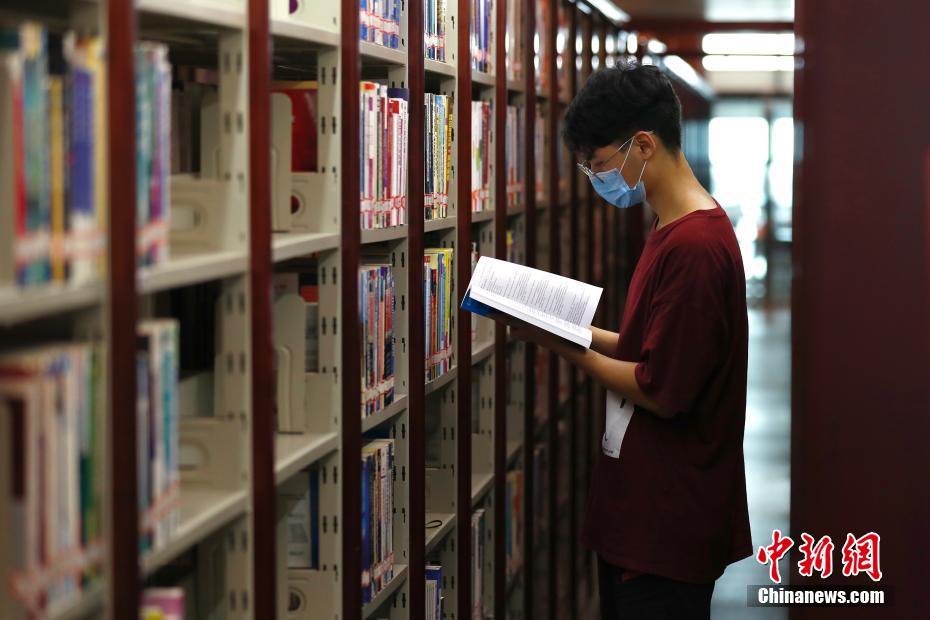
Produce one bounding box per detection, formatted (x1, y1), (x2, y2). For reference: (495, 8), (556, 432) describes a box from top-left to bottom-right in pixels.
(581, 202), (752, 584)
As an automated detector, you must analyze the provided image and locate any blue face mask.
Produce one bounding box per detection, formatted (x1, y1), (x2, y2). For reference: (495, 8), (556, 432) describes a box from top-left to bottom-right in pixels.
(580, 134), (649, 209)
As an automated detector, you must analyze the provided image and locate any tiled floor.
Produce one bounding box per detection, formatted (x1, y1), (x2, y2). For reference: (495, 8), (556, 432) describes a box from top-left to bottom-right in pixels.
(711, 308), (791, 620)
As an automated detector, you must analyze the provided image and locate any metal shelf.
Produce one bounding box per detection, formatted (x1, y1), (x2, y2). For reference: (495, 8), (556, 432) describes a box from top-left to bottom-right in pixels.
(361, 225), (408, 244)
(138, 250), (248, 294)
(0, 282), (101, 327)
(471, 209), (495, 223)
(425, 366), (457, 395)
(360, 41), (407, 66)
(472, 339), (495, 365)
(471, 472), (494, 507)
(141, 486), (249, 575)
(361, 394), (408, 433)
(271, 18), (339, 46)
(137, 0), (245, 29)
(362, 564), (408, 618)
(471, 69), (496, 87)
(275, 432), (340, 485)
(426, 58), (457, 77)
(273, 231), (341, 262)
(425, 512), (456, 553)
(424, 217), (457, 233)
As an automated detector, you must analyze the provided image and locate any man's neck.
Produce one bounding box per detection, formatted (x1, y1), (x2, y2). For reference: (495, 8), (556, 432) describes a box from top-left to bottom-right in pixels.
(645, 154), (712, 229)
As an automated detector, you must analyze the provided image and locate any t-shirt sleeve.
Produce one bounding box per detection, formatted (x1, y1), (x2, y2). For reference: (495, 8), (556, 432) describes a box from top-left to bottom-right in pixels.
(634, 234), (729, 416)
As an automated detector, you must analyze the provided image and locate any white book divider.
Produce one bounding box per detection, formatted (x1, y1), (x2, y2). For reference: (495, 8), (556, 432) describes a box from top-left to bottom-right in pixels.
(291, 49), (340, 236)
(281, 453), (341, 619)
(271, 94), (294, 232)
(273, 293), (307, 433)
(304, 252), (340, 433)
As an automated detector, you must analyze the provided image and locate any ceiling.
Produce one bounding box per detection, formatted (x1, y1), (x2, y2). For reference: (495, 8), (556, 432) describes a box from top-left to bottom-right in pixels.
(617, 0), (793, 21)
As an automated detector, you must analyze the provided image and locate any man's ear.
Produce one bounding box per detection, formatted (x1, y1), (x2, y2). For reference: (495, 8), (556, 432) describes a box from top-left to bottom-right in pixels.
(636, 131), (658, 161)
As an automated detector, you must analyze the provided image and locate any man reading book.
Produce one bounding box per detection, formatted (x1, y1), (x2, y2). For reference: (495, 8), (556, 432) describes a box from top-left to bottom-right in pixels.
(505, 62), (752, 618)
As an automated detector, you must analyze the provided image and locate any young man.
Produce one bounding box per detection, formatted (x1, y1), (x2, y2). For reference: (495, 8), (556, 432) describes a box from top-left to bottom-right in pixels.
(508, 62), (752, 617)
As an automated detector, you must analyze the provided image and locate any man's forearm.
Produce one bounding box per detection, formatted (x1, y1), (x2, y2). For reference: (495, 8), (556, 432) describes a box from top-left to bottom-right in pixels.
(550, 340), (671, 418)
(590, 326), (620, 356)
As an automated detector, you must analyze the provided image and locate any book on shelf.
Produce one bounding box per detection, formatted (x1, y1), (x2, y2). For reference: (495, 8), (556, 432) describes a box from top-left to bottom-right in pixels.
(0, 343), (104, 616)
(471, 100), (492, 213)
(359, 264), (395, 417)
(535, 0), (551, 92)
(361, 438), (395, 604)
(425, 92), (453, 221)
(505, 469), (524, 578)
(424, 248), (454, 382)
(425, 0), (448, 62)
(505, 104), (525, 207)
(470, 0), (493, 73)
(534, 103), (545, 200)
(141, 587), (184, 620)
(360, 0), (401, 49)
(360, 82), (408, 230)
(0, 24), (171, 290)
(425, 564), (443, 620)
(461, 256), (603, 348)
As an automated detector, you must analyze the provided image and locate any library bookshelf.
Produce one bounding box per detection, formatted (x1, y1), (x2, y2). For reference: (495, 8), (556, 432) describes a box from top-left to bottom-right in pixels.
(0, 1), (651, 619)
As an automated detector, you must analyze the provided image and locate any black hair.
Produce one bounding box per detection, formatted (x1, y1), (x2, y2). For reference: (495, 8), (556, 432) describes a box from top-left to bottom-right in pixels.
(562, 60), (682, 160)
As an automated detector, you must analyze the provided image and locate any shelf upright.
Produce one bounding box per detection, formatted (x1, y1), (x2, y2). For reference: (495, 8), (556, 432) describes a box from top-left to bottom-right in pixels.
(565, 4), (580, 617)
(544, 0), (560, 616)
(492, 0), (508, 616)
(579, 13), (596, 584)
(340, 0), (363, 617)
(455, 0), (474, 615)
(247, 0), (275, 615)
(408, 0), (426, 614)
(597, 17), (610, 338)
(521, 0), (538, 615)
(107, 0), (140, 615)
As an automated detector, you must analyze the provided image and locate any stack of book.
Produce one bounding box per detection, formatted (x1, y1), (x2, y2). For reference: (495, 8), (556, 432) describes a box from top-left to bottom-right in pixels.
(0, 320), (178, 615)
(505, 105), (525, 207)
(361, 439), (395, 604)
(424, 0), (448, 62)
(0, 343), (104, 614)
(471, 101), (492, 213)
(505, 0), (523, 80)
(359, 264), (395, 418)
(0, 25), (171, 290)
(360, 0), (401, 50)
(425, 565), (443, 619)
(360, 82), (408, 230)
(424, 248), (454, 381)
(137, 320), (181, 554)
(471, 508), (487, 620)
(470, 0), (493, 73)
(505, 469), (524, 579)
(425, 93), (453, 221)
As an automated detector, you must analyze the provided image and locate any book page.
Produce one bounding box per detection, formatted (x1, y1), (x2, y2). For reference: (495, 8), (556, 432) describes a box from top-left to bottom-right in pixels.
(469, 257), (602, 328)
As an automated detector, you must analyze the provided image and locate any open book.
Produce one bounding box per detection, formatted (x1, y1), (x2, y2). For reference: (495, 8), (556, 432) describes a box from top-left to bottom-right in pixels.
(461, 256), (603, 348)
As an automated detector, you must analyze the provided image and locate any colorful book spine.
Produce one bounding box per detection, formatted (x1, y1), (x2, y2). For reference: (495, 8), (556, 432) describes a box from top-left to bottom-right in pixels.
(360, 82), (408, 230)
(0, 344), (106, 613)
(470, 0), (493, 73)
(505, 104), (525, 207)
(505, 0), (523, 80)
(425, 0), (448, 61)
(471, 100), (492, 212)
(424, 93), (452, 220)
(424, 248), (454, 381)
(425, 565), (442, 620)
(359, 264), (395, 417)
(359, 0), (401, 49)
(361, 439), (395, 603)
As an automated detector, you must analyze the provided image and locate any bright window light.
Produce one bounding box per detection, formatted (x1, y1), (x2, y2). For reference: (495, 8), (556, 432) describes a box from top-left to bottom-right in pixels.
(626, 34), (638, 54)
(702, 55), (795, 72)
(664, 55), (700, 88)
(702, 33), (794, 56)
(587, 0), (630, 23)
(646, 39), (667, 54)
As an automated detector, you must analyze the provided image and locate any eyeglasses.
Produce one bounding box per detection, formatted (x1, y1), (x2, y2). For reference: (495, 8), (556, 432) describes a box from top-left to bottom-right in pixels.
(577, 131), (654, 182)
